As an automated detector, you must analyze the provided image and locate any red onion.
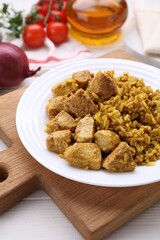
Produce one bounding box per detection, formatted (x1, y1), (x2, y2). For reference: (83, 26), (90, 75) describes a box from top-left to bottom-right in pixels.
(0, 42), (41, 87)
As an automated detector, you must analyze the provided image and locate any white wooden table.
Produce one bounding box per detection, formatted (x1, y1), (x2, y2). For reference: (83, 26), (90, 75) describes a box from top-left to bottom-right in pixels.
(0, 0), (160, 239)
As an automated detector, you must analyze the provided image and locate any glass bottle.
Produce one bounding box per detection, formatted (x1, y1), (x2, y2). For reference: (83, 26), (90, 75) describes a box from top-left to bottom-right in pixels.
(67, 0), (128, 45)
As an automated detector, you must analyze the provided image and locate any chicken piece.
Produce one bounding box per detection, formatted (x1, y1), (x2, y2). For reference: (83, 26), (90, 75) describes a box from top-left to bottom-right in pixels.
(72, 70), (91, 88)
(64, 89), (98, 118)
(46, 96), (65, 118)
(87, 71), (117, 101)
(64, 143), (102, 170)
(45, 119), (59, 134)
(103, 142), (136, 172)
(94, 130), (120, 153)
(46, 110), (76, 133)
(75, 115), (95, 142)
(52, 79), (78, 96)
(46, 130), (71, 154)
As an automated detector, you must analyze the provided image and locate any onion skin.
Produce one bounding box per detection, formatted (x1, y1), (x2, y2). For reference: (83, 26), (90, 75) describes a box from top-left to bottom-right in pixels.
(0, 42), (41, 87)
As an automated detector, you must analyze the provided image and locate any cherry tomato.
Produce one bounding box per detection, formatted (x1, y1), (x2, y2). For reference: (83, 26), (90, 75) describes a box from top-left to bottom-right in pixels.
(46, 21), (68, 44)
(25, 12), (45, 26)
(48, 9), (67, 23)
(61, 1), (67, 11)
(51, 0), (67, 11)
(23, 24), (46, 48)
(37, 0), (67, 10)
(35, 2), (49, 16)
(35, 3), (43, 12)
(36, 12), (45, 26)
(38, 0), (49, 3)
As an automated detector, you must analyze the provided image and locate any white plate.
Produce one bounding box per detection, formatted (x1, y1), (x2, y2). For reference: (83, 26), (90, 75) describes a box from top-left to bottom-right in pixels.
(16, 58), (160, 187)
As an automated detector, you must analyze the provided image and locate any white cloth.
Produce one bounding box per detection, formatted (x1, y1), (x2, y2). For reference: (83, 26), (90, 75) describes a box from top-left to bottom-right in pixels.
(132, 0), (160, 54)
(10, 36), (92, 71)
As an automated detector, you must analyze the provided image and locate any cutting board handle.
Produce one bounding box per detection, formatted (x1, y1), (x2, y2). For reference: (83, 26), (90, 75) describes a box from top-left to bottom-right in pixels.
(0, 141), (40, 214)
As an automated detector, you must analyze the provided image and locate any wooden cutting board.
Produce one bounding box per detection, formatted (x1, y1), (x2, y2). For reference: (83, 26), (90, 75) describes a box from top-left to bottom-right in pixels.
(0, 50), (160, 240)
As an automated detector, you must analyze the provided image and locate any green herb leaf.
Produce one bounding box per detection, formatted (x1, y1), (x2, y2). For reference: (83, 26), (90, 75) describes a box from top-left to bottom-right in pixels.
(2, 3), (9, 14)
(0, 4), (24, 38)
(25, 6), (42, 25)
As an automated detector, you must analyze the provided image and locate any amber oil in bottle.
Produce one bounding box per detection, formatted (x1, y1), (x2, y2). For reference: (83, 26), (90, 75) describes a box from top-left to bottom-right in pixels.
(67, 0), (128, 45)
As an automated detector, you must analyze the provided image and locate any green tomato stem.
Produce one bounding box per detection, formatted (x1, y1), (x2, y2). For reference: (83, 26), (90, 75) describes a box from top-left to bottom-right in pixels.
(44, 0), (54, 25)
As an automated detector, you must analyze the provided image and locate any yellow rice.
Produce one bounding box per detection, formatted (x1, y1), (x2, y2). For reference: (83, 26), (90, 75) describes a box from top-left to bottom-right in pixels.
(93, 71), (160, 165)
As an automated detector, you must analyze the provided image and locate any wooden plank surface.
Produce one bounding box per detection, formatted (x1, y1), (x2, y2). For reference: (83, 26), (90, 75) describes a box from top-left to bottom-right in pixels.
(0, 50), (160, 240)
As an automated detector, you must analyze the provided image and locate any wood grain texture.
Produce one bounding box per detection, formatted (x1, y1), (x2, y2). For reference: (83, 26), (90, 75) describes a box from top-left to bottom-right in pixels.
(100, 49), (139, 61)
(0, 50), (160, 240)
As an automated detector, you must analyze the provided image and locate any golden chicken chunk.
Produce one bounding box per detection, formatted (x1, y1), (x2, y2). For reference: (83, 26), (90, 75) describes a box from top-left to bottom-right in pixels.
(64, 89), (98, 118)
(75, 115), (95, 143)
(52, 79), (78, 96)
(64, 143), (102, 170)
(46, 96), (66, 118)
(46, 130), (71, 154)
(94, 130), (120, 153)
(46, 110), (76, 133)
(103, 142), (136, 172)
(72, 70), (91, 88)
(87, 71), (117, 101)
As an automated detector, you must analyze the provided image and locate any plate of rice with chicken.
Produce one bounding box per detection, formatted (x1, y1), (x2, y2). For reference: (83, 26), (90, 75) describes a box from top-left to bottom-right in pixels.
(16, 58), (160, 187)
